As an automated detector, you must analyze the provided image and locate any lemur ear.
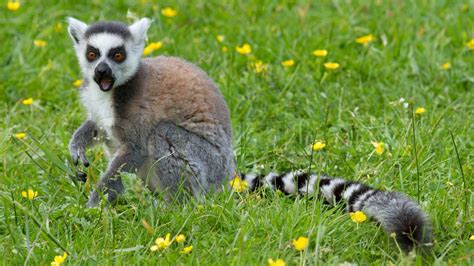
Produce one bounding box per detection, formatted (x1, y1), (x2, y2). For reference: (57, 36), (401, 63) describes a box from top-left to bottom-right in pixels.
(129, 18), (152, 44)
(67, 17), (88, 45)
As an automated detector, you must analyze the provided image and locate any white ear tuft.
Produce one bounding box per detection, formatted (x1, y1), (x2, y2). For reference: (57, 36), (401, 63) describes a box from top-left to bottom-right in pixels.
(129, 18), (152, 44)
(67, 17), (88, 45)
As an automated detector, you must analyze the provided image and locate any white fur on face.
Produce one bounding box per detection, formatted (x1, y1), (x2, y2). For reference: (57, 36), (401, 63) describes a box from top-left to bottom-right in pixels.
(72, 32), (143, 92)
(88, 33), (125, 54)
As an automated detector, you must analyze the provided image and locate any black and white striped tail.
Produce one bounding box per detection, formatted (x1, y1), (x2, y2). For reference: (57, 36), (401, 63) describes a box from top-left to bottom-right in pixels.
(241, 171), (432, 252)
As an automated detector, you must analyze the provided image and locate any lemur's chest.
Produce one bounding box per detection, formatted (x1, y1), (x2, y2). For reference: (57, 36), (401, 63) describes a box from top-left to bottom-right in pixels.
(80, 85), (116, 138)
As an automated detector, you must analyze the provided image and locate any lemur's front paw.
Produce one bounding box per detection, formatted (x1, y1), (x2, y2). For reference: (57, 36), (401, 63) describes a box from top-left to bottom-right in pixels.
(69, 143), (90, 167)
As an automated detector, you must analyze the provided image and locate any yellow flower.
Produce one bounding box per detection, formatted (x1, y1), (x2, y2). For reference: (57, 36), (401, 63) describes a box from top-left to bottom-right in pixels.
(150, 233), (172, 251)
(7, 0), (20, 11)
(312, 49), (328, 57)
(175, 234), (186, 243)
(236, 43), (252, 55)
(467, 39), (474, 50)
(441, 62), (451, 70)
(371, 142), (384, 155)
(415, 107), (426, 115)
(312, 141), (326, 151)
(149, 42), (163, 50)
(355, 34), (375, 45)
(22, 98), (33, 105)
(180, 245), (193, 254)
(73, 79), (83, 88)
(253, 60), (268, 74)
(161, 7), (177, 17)
(229, 176), (249, 192)
(143, 42), (163, 56)
(281, 59), (295, 68)
(51, 252), (67, 266)
(350, 211), (367, 223)
(14, 132), (27, 139)
(469, 235), (474, 241)
(33, 39), (47, 47)
(324, 62), (340, 70)
(143, 47), (153, 56)
(216, 35), (225, 43)
(21, 189), (38, 200)
(221, 46), (228, 52)
(268, 258), (286, 266)
(292, 236), (309, 251)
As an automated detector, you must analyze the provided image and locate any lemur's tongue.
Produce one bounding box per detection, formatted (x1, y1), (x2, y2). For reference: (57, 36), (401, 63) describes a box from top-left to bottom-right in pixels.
(100, 79), (112, 91)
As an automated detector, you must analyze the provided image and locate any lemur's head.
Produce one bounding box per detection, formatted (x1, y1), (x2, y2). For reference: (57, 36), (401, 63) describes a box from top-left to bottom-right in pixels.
(67, 17), (151, 92)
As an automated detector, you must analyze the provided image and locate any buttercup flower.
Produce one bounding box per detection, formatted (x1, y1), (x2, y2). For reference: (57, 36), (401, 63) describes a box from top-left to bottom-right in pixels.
(281, 59), (295, 68)
(51, 252), (67, 266)
(292, 236), (309, 251)
(441, 62), (451, 70)
(216, 35), (225, 43)
(229, 176), (248, 192)
(236, 43), (252, 55)
(350, 211), (367, 223)
(7, 0), (20, 11)
(312, 141), (326, 151)
(180, 245), (193, 254)
(415, 107), (426, 115)
(312, 49), (328, 57)
(22, 189), (38, 199)
(34, 39), (47, 47)
(324, 62), (340, 70)
(253, 60), (268, 73)
(268, 258), (286, 266)
(356, 34), (375, 45)
(22, 98), (33, 105)
(467, 39), (474, 50)
(14, 132), (27, 139)
(371, 142), (384, 155)
(73, 79), (83, 87)
(150, 233), (172, 251)
(161, 7), (177, 17)
(175, 234), (186, 243)
(143, 41), (163, 56)
(469, 235), (474, 241)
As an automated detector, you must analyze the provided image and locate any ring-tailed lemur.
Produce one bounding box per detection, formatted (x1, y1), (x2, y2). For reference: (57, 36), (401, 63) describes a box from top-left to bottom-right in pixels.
(67, 17), (431, 252)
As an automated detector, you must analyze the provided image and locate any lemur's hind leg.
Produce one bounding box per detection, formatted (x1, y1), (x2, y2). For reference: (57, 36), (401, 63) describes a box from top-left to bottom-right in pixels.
(86, 144), (144, 208)
(144, 122), (234, 199)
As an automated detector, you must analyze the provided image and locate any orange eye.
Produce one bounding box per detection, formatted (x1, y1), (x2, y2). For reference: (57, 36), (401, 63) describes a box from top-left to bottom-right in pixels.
(113, 52), (125, 62)
(86, 51), (97, 61)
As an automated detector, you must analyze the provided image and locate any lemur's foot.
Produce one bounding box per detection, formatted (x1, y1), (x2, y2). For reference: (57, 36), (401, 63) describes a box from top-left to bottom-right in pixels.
(86, 179), (125, 208)
(86, 190), (100, 208)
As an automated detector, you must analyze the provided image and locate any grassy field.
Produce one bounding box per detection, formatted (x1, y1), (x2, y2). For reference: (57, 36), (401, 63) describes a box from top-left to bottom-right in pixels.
(1, 0), (473, 264)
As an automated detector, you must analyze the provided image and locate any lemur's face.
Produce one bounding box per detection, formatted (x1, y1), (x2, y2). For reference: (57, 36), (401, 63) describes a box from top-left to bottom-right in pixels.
(67, 18), (151, 92)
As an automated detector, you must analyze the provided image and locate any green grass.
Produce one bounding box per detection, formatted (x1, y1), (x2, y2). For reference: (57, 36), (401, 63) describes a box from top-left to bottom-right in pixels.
(1, 0), (473, 264)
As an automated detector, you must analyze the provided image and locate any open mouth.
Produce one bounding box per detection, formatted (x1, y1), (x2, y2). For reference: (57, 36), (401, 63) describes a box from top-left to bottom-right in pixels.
(94, 77), (115, 92)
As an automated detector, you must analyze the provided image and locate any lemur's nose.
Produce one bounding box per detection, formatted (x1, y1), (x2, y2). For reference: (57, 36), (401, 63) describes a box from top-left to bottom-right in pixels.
(95, 62), (111, 76)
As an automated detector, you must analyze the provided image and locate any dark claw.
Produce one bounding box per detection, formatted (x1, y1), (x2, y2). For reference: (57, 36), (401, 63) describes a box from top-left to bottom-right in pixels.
(76, 171), (87, 182)
(83, 160), (90, 167)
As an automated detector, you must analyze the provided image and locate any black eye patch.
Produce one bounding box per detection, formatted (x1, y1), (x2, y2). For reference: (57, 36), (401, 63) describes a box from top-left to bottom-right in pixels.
(85, 45), (100, 62)
(108, 46), (126, 63)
